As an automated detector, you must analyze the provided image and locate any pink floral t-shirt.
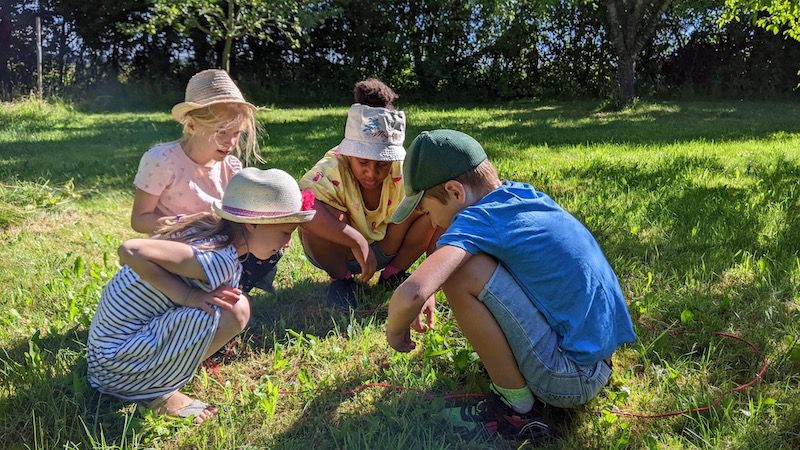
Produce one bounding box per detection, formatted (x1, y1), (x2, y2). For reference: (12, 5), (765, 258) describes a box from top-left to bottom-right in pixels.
(133, 142), (242, 216)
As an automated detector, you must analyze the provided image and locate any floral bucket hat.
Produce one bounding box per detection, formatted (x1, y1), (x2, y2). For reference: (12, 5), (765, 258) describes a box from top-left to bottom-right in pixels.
(337, 104), (406, 161)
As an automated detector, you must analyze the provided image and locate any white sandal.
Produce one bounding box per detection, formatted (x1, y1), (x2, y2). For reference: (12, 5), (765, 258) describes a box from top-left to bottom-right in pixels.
(140, 391), (216, 424)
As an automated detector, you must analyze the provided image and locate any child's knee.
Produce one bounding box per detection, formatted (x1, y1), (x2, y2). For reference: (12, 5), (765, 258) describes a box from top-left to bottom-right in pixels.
(230, 294), (251, 331)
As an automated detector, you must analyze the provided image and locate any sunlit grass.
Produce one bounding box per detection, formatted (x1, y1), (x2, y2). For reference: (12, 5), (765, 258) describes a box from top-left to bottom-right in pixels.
(0, 98), (798, 449)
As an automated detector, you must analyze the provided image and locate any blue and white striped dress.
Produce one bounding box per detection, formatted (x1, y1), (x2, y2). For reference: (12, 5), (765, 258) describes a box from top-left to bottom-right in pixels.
(87, 242), (241, 401)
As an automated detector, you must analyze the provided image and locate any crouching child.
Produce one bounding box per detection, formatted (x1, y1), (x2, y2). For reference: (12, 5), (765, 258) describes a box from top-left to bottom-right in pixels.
(385, 130), (636, 439)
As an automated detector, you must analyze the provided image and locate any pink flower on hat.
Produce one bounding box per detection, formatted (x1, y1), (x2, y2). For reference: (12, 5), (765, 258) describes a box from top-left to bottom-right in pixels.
(301, 189), (316, 211)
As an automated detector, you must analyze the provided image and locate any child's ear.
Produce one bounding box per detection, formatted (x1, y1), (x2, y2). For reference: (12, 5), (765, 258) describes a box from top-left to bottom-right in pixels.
(444, 180), (466, 203)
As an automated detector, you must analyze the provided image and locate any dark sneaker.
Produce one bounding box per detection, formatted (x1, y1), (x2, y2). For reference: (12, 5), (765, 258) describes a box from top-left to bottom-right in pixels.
(442, 389), (555, 442)
(326, 278), (357, 310)
(376, 271), (410, 291)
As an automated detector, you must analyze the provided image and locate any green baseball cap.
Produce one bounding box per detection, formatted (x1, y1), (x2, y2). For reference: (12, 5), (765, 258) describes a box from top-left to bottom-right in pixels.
(391, 130), (487, 223)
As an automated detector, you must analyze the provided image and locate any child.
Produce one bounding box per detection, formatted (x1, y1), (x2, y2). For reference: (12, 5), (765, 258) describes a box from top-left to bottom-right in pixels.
(299, 79), (436, 307)
(386, 130), (636, 439)
(130, 69), (277, 294)
(88, 168), (315, 423)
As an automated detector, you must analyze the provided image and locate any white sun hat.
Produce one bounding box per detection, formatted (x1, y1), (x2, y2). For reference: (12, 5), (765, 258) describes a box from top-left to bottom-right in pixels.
(171, 69), (257, 122)
(213, 168), (316, 224)
(337, 104), (406, 161)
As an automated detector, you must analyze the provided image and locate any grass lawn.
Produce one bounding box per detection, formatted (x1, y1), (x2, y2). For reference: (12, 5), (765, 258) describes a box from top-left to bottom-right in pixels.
(0, 99), (798, 449)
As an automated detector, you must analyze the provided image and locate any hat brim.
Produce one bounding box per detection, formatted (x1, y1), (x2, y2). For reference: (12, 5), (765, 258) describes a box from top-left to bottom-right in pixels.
(337, 139), (406, 161)
(172, 99), (257, 122)
(214, 204), (315, 224)
(390, 190), (424, 224)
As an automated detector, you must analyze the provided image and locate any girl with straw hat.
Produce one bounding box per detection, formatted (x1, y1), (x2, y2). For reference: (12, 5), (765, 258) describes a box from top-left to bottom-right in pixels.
(130, 69), (282, 294)
(88, 168), (315, 423)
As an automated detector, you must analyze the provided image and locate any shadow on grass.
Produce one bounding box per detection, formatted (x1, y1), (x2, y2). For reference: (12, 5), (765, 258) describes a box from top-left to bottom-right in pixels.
(0, 327), (134, 449)
(267, 371), (578, 450)
(0, 276), (394, 448)
(551, 155), (800, 387)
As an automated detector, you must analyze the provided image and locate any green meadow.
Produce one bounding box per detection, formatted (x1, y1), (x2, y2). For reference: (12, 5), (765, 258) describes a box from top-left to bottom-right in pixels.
(0, 99), (799, 449)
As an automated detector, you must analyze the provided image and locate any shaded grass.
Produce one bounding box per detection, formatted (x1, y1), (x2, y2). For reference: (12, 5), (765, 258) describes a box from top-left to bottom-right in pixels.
(0, 99), (799, 448)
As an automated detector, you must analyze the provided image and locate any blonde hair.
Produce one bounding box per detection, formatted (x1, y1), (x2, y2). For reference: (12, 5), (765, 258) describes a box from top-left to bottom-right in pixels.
(422, 159), (500, 205)
(179, 103), (264, 165)
(154, 212), (247, 251)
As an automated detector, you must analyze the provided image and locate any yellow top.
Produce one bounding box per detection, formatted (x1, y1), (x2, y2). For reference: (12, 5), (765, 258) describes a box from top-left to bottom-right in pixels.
(299, 149), (405, 243)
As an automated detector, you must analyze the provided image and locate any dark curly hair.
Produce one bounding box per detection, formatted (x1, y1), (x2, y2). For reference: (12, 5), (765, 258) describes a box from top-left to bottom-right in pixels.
(353, 78), (398, 109)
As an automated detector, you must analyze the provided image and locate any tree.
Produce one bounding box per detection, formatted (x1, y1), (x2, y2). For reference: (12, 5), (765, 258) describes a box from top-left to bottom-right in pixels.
(721, 0), (800, 41)
(0, 3), (12, 96)
(134, 0), (332, 73)
(602, 0), (673, 105)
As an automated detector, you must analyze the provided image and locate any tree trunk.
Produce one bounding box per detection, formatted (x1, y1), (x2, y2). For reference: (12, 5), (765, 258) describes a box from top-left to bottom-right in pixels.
(58, 20), (66, 88)
(223, 0), (234, 73)
(223, 36), (232, 73)
(617, 53), (636, 105)
(604, 0), (671, 106)
(0, 6), (11, 98)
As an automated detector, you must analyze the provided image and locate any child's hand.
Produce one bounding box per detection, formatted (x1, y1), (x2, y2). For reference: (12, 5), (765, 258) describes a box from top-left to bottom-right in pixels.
(411, 295), (436, 333)
(183, 285), (242, 316)
(351, 239), (377, 282)
(386, 328), (415, 353)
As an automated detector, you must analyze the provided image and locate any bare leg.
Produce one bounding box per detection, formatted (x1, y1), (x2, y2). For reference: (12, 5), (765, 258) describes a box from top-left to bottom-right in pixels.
(381, 214), (436, 271)
(202, 293), (251, 360)
(299, 228), (352, 279)
(378, 213), (417, 256)
(442, 253), (526, 389)
(156, 296), (251, 424)
(427, 226), (444, 255)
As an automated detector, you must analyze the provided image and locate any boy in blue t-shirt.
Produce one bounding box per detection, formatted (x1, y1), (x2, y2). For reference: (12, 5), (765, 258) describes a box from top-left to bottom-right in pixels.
(386, 130), (636, 439)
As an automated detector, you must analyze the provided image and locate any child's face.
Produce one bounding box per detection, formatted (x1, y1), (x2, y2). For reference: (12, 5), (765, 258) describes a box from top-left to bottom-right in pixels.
(347, 157), (392, 190)
(417, 180), (473, 229)
(418, 196), (460, 229)
(246, 222), (298, 259)
(190, 120), (245, 162)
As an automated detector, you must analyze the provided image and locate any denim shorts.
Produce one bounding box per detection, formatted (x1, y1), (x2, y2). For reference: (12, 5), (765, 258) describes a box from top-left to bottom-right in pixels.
(305, 240), (394, 275)
(477, 264), (612, 408)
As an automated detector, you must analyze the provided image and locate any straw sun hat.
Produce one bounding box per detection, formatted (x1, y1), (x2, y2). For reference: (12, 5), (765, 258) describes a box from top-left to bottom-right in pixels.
(213, 168), (316, 224)
(171, 69), (256, 122)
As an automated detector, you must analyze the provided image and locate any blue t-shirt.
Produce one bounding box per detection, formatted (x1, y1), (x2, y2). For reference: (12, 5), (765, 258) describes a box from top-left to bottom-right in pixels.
(438, 181), (636, 365)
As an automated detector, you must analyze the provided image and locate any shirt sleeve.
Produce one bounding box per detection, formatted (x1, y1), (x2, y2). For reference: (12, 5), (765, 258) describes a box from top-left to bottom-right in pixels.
(299, 158), (348, 212)
(192, 245), (241, 290)
(133, 150), (174, 196)
(226, 155), (243, 174)
(437, 208), (498, 256)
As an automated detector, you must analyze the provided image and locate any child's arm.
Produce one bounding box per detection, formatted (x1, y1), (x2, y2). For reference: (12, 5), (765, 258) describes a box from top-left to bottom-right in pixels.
(130, 189), (175, 234)
(118, 239), (241, 315)
(386, 245), (472, 352)
(300, 200), (376, 281)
